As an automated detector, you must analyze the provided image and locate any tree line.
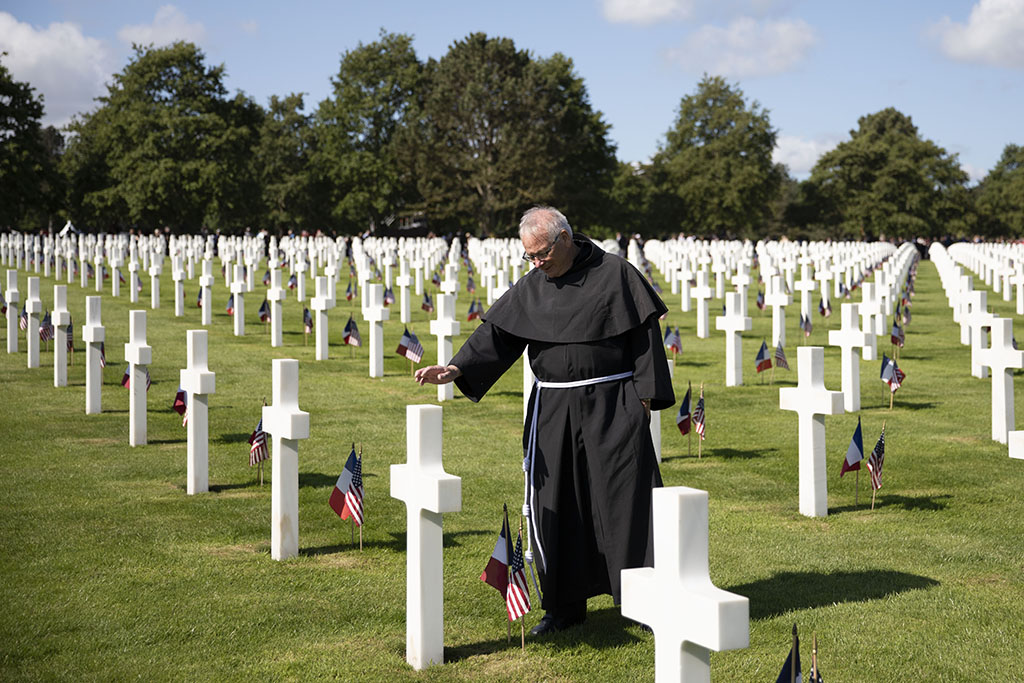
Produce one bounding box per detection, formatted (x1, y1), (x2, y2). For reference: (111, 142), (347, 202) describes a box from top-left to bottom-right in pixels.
(1, 32), (1021, 240)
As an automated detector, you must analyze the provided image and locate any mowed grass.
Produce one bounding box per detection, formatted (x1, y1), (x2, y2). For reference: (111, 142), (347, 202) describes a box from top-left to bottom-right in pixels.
(1, 255), (1022, 681)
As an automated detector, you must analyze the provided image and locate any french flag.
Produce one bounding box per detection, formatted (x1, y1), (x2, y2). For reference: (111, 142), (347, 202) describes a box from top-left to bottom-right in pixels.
(676, 385), (692, 436)
(840, 417), (863, 478)
(480, 515), (511, 596)
(329, 447), (363, 525)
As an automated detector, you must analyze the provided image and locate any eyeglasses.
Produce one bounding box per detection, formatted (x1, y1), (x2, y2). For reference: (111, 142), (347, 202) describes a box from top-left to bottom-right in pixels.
(522, 234), (561, 262)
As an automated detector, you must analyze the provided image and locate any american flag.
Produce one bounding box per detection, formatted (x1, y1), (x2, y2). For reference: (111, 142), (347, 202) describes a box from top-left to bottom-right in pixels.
(466, 276), (476, 293)
(880, 354), (905, 392)
(800, 313), (813, 337)
(173, 386), (188, 427)
(866, 425), (886, 490)
(343, 315), (361, 346)
(693, 386), (706, 440)
(819, 297), (831, 318)
(890, 317), (904, 347)
(467, 298), (483, 321)
(664, 326), (682, 354)
(756, 290), (765, 310)
(39, 311), (54, 342)
(136, 274), (143, 293)
(288, 273), (297, 289)
(755, 340), (772, 373)
(86, 263), (94, 280)
(676, 385), (691, 436)
(383, 286), (396, 306)
(19, 305), (27, 330)
(66, 316), (74, 352)
(0, 291), (6, 315)
(196, 289), (202, 308)
(431, 270), (441, 286)
(396, 327), (424, 363)
(421, 292), (434, 313)
(330, 447), (364, 526)
(345, 280), (354, 301)
(121, 365), (152, 391)
(303, 307), (314, 334)
(99, 341), (106, 368)
(248, 418), (269, 466)
(225, 294), (234, 316)
(119, 271), (127, 284)
(262, 269), (271, 286)
(506, 526), (531, 621)
(258, 299), (270, 323)
(774, 341), (789, 370)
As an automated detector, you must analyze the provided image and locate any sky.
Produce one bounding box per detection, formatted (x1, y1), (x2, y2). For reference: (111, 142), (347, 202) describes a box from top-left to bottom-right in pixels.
(2, 0), (1022, 184)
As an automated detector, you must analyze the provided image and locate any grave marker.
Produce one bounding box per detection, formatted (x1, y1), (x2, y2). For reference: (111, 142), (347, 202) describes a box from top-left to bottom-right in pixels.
(82, 296), (104, 414)
(263, 359), (310, 560)
(124, 310), (152, 446)
(714, 292), (751, 387)
(180, 330), (216, 494)
(974, 317), (1024, 444)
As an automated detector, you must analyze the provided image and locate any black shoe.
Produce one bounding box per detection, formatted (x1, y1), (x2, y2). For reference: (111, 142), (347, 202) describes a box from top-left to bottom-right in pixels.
(529, 604), (587, 636)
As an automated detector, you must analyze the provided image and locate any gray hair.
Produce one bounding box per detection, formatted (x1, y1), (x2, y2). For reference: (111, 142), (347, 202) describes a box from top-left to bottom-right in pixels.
(519, 206), (572, 242)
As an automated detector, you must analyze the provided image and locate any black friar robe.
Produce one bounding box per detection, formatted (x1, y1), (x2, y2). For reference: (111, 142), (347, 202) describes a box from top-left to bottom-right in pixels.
(452, 234), (674, 609)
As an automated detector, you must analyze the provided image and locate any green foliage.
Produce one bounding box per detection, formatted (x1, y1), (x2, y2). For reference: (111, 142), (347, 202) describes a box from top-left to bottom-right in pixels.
(649, 75), (783, 238)
(1, 259), (1023, 680)
(62, 42), (263, 232)
(975, 143), (1024, 237)
(314, 31), (423, 234)
(802, 108), (970, 240)
(408, 33), (617, 236)
(0, 56), (63, 230)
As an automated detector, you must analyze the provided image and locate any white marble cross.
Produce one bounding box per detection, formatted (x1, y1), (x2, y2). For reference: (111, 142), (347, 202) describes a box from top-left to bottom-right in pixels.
(310, 275), (335, 361)
(111, 253), (123, 298)
(621, 486), (749, 683)
(731, 270), (752, 317)
(128, 258), (140, 303)
(440, 264), (459, 299)
(974, 317), (1024, 444)
(230, 264), (247, 337)
(779, 346), (844, 517)
(678, 267), (693, 313)
(267, 268), (286, 347)
(430, 294), (460, 402)
(396, 258), (413, 324)
(82, 296), (105, 414)
(714, 292), (751, 387)
(172, 256), (185, 316)
(765, 275), (792, 348)
(364, 283), (390, 378)
(692, 270), (713, 339)
(93, 249), (104, 293)
(827, 303), (871, 412)
(25, 276), (42, 369)
(263, 358), (310, 560)
(149, 256), (163, 309)
(293, 260), (307, 302)
(124, 310), (153, 446)
(53, 285), (70, 387)
(5, 270), (19, 353)
(199, 259), (214, 326)
(180, 329), (216, 494)
(858, 282), (880, 361)
(964, 290), (994, 379)
(795, 264), (816, 321)
(390, 405), (462, 671)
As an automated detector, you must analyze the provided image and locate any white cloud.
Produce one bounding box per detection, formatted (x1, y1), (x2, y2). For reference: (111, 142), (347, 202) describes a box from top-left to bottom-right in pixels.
(961, 162), (987, 184)
(0, 12), (115, 127)
(602, 0), (695, 24)
(931, 0), (1024, 68)
(240, 20), (259, 36)
(773, 134), (839, 176)
(117, 5), (207, 47)
(665, 17), (818, 78)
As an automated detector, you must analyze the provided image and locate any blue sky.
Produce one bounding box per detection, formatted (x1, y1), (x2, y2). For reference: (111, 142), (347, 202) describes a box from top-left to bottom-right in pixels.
(2, 1), (1022, 183)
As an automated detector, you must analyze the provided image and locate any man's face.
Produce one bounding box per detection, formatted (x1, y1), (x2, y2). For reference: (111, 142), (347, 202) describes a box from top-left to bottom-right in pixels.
(522, 229), (572, 278)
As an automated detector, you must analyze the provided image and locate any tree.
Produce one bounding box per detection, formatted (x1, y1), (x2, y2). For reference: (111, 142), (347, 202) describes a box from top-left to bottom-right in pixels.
(976, 144), (1024, 237)
(0, 56), (62, 229)
(314, 30), (422, 233)
(649, 75), (782, 238)
(62, 42), (262, 232)
(408, 33), (617, 236)
(255, 93), (327, 232)
(802, 107), (969, 240)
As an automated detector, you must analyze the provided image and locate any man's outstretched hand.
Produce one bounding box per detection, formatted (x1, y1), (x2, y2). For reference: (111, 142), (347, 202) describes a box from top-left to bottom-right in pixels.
(414, 364), (462, 386)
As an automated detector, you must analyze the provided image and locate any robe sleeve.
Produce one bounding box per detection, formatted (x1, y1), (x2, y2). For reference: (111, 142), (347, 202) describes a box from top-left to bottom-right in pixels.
(451, 321), (528, 403)
(630, 315), (675, 412)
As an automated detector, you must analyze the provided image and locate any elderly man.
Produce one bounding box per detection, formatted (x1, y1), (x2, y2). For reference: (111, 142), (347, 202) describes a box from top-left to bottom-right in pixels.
(414, 206), (674, 635)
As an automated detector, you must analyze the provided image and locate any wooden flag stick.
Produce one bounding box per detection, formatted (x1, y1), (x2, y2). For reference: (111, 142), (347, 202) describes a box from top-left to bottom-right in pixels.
(855, 468), (859, 506)
(811, 632), (818, 682)
(697, 382), (704, 459)
(504, 504), (511, 644)
(889, 388), (894, 411)
(350, 516), (354, 544)
(519, 515), (526, 651)
(359, 444), (364, 551)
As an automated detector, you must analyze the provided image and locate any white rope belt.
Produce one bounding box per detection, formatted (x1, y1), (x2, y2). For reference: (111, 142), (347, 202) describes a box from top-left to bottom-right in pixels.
(522, 370), (634, 595)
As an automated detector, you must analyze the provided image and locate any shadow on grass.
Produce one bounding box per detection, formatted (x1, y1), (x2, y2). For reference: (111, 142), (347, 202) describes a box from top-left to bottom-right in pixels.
(831, 493), (951, 514)
(298, 472), (337, 489)
(445, 606), (644, 662)
(207, 482), (254, 493)
(218, 432), (252, 444)
(147, 437), (185, 445)
(664, 447), (773, 462)
(729, 569), (939, 620)
(301, 528), (492, 556)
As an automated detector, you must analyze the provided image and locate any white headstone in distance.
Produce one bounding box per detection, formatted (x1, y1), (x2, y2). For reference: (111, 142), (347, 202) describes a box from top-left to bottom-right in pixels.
(180, 329), (216, 494)
(82, 296), (105, 414)
(965, 290), (993, 379)
(364, 283), (389, 378)
(263, 358), (310, 560)
(128, 257), (140, 304)
(715, 291), (752, 387)
(858, 282), (879, 361)
(692, 270), (713, 339)
(5, 270), (20, 353)
(124, 310), (153, 446)
(149, 257), (162, 309)
(1008, 430), (1024, 460)
(25, 276), (42, 369)
(267, 268), (286, 347)
(172, 256), (185, 317)
(396, 258), (413, 324)
(827, 303), (871, 412)
(231, 264), (247, 337)
(766, 275), (792, 348)
(430, 294), (460, 401)
(390, 405), (462, 671)
(620, 486), (749, 683)
(973, 317), (1024, 444)
(53, 285), (70, 387)
(199, 259), (214, 326)
(294, 260), (307, 302)
(779, 346), (844, 518)
(310, 275), (334, 361)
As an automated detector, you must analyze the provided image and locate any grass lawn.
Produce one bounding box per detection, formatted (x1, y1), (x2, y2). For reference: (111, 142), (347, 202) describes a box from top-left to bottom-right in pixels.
(1, 252), (1022, 681)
